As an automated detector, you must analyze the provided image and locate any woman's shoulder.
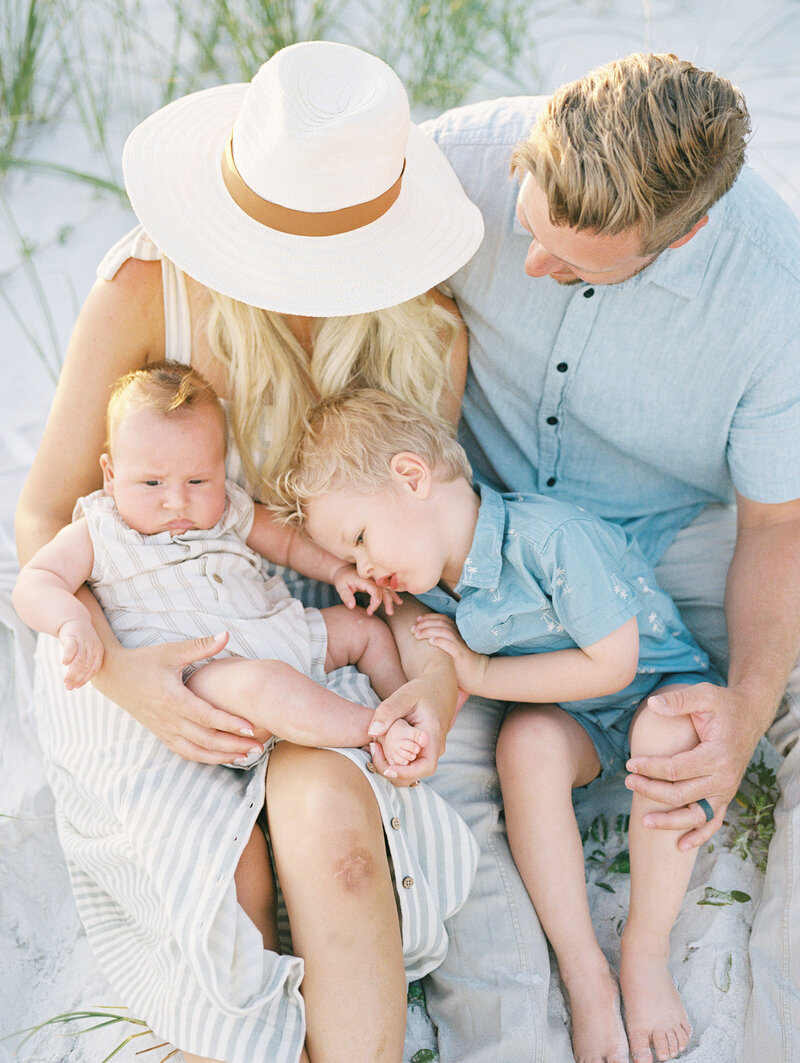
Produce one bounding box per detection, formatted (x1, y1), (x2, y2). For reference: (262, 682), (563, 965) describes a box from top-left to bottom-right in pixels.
(97, 225), (161, 282)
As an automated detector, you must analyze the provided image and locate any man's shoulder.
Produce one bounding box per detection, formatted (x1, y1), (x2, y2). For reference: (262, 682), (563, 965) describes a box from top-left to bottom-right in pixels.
(421, 95), (547, 151)
(719, 168), (800, 282)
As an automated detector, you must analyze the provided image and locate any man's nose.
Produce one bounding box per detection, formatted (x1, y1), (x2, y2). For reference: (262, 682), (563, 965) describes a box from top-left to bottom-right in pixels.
(524, 240), (565, 278)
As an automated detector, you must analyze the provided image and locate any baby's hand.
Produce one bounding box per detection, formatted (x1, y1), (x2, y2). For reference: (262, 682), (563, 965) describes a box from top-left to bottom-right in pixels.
(411, 613), (488, 693)
(59, 619), (104, 690)
(379, 717), (427, 767)
(332, 564), (402, 616)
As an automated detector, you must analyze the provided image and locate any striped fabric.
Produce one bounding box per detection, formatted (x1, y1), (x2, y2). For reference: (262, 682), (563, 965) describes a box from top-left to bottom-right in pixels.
(29, 227), (479, 1063)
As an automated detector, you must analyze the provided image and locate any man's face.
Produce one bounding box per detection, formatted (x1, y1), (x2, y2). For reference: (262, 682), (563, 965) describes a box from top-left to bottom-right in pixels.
(515, 174), (658, 286)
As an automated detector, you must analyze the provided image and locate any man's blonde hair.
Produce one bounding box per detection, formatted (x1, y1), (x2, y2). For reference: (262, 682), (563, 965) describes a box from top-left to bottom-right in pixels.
(276, 389), (472, 527)
(511, 53), (750, 254)
(106, 361), (226, 451)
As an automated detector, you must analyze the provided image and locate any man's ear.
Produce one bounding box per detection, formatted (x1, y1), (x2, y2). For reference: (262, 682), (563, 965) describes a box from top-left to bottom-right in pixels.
(668, 215), (709, 250)
(99, 453), (114, 496)
(389, 452), (432, 499)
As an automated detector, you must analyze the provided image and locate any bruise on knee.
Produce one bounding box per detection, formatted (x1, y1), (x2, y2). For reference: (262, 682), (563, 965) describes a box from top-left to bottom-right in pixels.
(331, 834), (380, 893)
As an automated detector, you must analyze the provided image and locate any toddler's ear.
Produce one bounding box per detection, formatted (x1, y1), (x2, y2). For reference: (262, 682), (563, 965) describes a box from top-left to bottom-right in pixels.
(389, 452), (432, 498)
(99, 453), (115, 496)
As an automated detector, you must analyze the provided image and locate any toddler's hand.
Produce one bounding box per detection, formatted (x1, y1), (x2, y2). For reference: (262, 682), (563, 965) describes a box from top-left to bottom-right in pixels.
(59, 618), (104, 690)
(378, 717), (427, 767)
(411, 613), (488, 693)
(332, 564), (402, 616)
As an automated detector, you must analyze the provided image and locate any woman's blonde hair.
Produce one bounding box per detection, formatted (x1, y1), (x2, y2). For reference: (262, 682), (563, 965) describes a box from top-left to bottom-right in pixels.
(203, 290), (460, 503)
(511, 53), (750, 255)
(275, 388), (472, 527)
(106, 361), (226, 450)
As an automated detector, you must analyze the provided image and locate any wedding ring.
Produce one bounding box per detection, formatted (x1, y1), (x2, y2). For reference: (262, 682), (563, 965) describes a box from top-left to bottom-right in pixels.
(697, 798), (714, 822)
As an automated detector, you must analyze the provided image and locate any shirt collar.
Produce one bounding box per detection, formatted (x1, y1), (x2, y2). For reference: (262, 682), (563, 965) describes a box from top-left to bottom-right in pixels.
(455, 483), (506, 592)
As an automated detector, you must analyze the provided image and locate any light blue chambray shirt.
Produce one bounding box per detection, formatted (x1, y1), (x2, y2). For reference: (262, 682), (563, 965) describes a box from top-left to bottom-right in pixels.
(414, 484), (712, 723)
(423, 98), (800, 564)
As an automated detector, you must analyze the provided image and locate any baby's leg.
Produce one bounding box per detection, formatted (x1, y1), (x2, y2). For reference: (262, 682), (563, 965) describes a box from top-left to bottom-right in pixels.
(321, 604), (407, 700)
(380, 717), (426, 766)
(187, 656), (374, 750)
(621, 687), (699, 1063)
(496, 704), (629, 1063)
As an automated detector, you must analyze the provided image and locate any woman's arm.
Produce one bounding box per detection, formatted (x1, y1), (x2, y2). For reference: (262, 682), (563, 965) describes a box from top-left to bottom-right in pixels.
(16, 260), (261, 762)
(430, 288), (468, 426)
(412, 613), (640, 702)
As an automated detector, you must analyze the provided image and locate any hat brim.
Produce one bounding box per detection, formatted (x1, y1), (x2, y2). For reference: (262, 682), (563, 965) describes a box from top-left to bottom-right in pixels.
(123, 83), (484, 316)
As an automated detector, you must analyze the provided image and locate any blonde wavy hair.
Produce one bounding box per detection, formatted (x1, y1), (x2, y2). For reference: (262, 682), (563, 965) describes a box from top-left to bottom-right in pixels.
(275, 388), (472, 528)
(511, 53), (750, 254)
(202, 290), (460, 503)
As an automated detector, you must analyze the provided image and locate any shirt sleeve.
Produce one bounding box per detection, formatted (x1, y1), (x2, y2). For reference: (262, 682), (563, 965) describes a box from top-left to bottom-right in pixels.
(525, 517), (641, 648)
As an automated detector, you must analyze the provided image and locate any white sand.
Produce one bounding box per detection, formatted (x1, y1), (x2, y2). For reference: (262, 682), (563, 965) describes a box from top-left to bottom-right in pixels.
(2, 2), (798, 1060)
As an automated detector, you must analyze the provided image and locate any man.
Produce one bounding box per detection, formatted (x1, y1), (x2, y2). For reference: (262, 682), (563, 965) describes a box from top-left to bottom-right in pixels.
(414, 52), (800, 1063)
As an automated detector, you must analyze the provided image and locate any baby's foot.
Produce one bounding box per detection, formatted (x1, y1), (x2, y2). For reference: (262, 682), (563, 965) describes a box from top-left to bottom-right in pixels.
(561, 957), (629, 1063)
(620, 938), (692, 1062)
(380, 719), (426, 766)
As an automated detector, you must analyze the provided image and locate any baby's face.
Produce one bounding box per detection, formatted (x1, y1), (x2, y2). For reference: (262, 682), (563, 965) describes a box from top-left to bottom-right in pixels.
(102, 403), (227, 536)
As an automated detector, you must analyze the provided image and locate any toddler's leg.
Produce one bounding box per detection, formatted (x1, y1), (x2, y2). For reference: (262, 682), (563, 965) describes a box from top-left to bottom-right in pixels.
(187, 657), (374, 749)
(321, 604), (407, 700)
(621, 687), (699, 1063)
(496, 704), (629, 1063)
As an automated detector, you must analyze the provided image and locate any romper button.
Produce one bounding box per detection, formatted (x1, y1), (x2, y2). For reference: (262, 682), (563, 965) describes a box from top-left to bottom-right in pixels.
(366, 760), (378, 773)
(556, 362), (568, 372)
(402, 876), (414, 889)
(213, 573), (223, 584)
(391, 817), (401, 830)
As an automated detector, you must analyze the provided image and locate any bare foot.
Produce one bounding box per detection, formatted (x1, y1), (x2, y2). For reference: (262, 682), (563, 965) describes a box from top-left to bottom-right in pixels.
(561, 957), (629, 1063)
(620, 938), (692, 1062)
(380, 719), (426, 766)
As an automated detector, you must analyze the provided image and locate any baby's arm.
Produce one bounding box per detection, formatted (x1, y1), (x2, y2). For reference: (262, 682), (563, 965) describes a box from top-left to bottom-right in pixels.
(247, 502), (400, 614)
(412, 613), (640, 703)
(12, 518), (103, 688)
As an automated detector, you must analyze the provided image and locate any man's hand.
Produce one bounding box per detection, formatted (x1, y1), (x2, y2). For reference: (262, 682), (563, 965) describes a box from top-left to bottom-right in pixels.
(92, 631), (265, 764)
(332, 563), (402, 615)
(411, 613), (488, 692)
(367, 676), (449, 785)
(625, 683), (762, 850)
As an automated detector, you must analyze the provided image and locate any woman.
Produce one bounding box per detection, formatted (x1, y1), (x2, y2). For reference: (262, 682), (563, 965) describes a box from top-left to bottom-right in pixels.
(15, 41), (484, 1063)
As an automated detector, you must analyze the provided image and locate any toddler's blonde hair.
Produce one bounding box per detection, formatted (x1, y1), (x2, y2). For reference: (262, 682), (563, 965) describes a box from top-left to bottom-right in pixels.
(276, 389), (472, 526)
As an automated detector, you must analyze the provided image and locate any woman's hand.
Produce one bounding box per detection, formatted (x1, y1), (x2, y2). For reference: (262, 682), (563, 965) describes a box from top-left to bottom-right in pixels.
(92, 631), (265, 764)
(367, 676), (450, 785)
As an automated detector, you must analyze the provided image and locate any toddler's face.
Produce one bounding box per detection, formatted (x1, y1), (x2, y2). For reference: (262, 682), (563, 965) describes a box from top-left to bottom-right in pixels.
(102, 403), (227, 536)
(305, 485), (446, 597)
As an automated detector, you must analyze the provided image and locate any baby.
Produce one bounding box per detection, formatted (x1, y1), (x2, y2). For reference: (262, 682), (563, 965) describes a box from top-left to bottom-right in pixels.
(280, 388), (723, 1063)
(13, 363), (423, 766)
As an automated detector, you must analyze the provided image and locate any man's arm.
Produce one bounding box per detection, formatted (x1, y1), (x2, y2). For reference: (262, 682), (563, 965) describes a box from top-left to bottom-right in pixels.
(626, 492), (800, 848)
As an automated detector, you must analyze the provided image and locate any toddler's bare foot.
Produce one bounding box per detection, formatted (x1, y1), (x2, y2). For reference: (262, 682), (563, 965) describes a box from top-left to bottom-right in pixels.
(560, 955), (629, 1063)
(381, 719), (426, 766)
(620, 936), (691, 1062)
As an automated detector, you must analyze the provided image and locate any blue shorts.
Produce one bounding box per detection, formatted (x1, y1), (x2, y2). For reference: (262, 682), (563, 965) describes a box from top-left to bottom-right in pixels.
(560, 669), (723, 778)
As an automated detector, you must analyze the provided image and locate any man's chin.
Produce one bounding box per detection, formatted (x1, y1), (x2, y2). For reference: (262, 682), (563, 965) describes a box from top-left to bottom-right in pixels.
(552, 273), (583, 286)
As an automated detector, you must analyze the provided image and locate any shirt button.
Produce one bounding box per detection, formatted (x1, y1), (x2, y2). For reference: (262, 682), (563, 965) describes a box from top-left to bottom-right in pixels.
(390, 817), (401, 830)
(556, 362), (568, 372)
(546, 477), (556, 487)
(583, 287), (595, 298)
(402, 876), (414, 889)
(212, 573), (223, 584)
(546, 415), (558, 425)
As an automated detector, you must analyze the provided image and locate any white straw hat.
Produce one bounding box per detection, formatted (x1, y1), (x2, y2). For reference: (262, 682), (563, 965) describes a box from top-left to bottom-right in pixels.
(122, 40), (484, 316)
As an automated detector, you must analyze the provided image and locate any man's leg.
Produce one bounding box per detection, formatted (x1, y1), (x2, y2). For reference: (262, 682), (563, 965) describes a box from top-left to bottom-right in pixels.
(423, 695), (574, 1063)
(655, 503), (800, 1062)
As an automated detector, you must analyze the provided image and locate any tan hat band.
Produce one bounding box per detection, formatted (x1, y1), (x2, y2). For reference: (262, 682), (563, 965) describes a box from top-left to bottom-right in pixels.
(221, 134), (405, 237)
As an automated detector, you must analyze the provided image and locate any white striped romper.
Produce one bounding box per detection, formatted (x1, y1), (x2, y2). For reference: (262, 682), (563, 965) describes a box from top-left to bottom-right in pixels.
(32, 226), (478, 1063)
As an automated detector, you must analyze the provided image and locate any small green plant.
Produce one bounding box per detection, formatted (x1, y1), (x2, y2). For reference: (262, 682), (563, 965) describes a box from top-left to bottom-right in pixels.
(0, 0), (60, 160)
(582, 811), (630, 895)
(697, 886), (751, 907)
(729, 753), (779, 874)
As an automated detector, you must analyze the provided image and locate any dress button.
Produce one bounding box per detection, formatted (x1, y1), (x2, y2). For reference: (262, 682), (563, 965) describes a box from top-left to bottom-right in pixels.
(391, 817), (401, 830)
(547, 477), (556, 487)
(366, 760), (377, 773)
(213, 573), (223, 584)
(556, 362), (568, 372)
(583, 287), (595, 298)
(546, 416), (558, 425)
(402, 876), (414, 889)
